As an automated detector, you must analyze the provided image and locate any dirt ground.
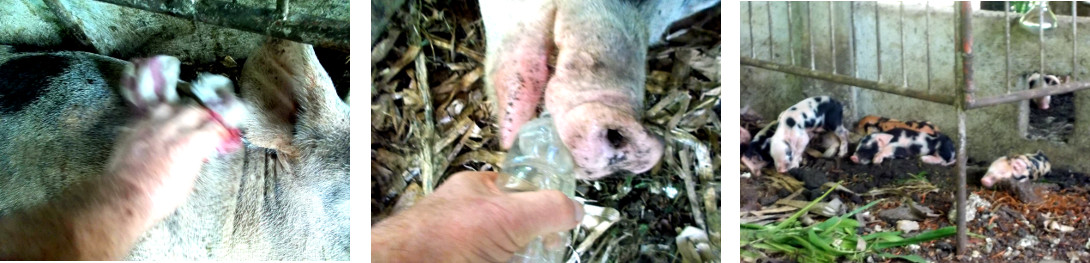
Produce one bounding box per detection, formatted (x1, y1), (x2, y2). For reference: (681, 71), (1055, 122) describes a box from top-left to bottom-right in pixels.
(741, 118), (1090, 262)
(1028, 93), (1075, 143)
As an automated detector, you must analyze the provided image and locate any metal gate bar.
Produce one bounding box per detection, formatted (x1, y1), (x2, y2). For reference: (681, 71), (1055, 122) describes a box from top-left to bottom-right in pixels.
(741, 57), (957, 105)
(93, 0), (349, 52)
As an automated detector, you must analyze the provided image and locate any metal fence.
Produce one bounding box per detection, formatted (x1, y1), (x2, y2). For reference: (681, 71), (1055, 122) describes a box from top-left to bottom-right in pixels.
(741, 1), (1090, 256)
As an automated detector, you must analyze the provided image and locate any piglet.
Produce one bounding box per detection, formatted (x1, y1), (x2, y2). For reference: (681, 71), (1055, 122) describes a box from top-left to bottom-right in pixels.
(855, 115), (940, 136)
(850, 128), (956, 166)
(981, 150), (1051, 188)
(769, 96), (849, 173)
(741, 120), (778, 176)
(1025, 72), (1070, 110)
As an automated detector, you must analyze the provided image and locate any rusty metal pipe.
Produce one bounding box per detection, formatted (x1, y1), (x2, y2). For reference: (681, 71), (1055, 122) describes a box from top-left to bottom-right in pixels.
(955, 1), (973, 257)
(92, 0), (349, 52)
(969, 81), (1090, 109)
(741, 57), (957, 105)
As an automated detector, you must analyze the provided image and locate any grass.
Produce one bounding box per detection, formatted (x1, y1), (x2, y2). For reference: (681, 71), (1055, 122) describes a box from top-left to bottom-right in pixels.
(741, 182), (957, 263)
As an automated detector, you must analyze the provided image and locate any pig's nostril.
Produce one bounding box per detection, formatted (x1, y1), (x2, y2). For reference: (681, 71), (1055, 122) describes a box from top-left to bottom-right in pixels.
(606, 129), (626, 149)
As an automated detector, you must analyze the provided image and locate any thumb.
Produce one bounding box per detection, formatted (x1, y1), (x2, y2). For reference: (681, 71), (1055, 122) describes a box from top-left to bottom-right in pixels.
(502, 190), (583, 243)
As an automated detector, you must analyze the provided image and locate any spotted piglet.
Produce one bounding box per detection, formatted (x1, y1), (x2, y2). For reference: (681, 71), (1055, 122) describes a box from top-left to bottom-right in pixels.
(855, 115), (940, 136)
(1025, 72), (1071, 110)
(769, 96), (850, 173)
(850, 128), (956, 166)
(981, 150), (1051, 188)
(742, 120), (778, 176)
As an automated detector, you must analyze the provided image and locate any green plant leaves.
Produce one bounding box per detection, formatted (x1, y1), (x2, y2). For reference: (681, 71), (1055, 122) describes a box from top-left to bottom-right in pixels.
(740, 181), (962, 262)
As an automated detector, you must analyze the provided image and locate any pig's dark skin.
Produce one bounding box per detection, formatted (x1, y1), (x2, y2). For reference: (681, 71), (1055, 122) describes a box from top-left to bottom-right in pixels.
(0, 105), (231, 260)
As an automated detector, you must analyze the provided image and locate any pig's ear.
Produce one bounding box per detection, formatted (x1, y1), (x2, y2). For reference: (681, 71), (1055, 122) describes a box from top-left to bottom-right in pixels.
(238, 39), (348, 156)
(874, 134), (894, 148)
(1011, 159), (1028, 175)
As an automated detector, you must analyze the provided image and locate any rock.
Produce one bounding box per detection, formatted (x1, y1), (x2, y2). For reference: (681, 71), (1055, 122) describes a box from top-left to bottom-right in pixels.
(1045, 220), (1075, 233)
(879, 207), (924, 222)
(907, 244), (921, 252)
(986, 238), (995, 253)
(1039, 260), (1065, 263)
(949, 193), (992, 224)
(1004, 247), (1020, 259)
(675, 226), (714, 263)
(936, 241), (954, 253)
(1018, 235), (1039, 249)
(972, 250), (982, 258)
(897, 220), (920, 233)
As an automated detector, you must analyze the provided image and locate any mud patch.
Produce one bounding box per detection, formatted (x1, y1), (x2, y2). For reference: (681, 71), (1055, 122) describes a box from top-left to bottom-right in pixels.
(1027, 93), (1075, 143)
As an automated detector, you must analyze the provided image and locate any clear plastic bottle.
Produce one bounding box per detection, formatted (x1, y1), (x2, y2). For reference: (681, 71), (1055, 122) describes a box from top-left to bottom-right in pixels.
(496, 115), (577, 263)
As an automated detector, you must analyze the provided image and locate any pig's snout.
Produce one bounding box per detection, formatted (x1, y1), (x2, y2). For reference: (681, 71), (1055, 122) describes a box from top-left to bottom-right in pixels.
(556, 103), (663, 180)
(981, 175), (996, 188)
(850, 155), (860, 164)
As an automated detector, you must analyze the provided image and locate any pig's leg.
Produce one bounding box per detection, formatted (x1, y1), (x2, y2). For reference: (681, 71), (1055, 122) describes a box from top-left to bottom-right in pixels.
(835, 126), (850, 158)
(480, 0), (556, 149)
(545, 0), (664, 179)
(920, 155), (946, 165)
(120, 55), (181, 112)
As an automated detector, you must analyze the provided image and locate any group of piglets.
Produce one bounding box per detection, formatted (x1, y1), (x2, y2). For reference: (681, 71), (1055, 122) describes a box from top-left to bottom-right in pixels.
(740, 96), (851, 176)
(741, 96), (1054, 188)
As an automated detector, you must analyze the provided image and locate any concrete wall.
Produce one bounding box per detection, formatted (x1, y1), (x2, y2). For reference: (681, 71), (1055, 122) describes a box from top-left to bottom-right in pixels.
(741, 2), (1090, 170)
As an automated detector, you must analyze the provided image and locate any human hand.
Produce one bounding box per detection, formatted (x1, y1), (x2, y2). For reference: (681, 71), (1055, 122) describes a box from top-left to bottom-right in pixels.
(105, 104), (236, 224)
(372, 171), (584, 262)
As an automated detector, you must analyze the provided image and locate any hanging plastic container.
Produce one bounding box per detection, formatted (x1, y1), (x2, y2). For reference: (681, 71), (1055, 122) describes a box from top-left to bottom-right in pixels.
(496, 114), (577, 263)
(1020, 1), (1058, 33)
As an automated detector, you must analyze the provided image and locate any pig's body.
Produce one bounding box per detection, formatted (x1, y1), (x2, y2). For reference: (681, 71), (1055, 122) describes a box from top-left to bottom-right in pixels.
(855, 115), (940, 136)
(768, 96), (849, 173)
(0, 39), (349, 260)
(805, 132), (847, 158)
(479, 0), (718, 179)
(850, 128), (955, 166)
(981, 150), (1051, 188)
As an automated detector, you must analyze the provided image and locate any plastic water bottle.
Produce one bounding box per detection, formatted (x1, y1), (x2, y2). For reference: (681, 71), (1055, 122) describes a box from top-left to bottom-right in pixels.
(496, 115), (576, 263)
